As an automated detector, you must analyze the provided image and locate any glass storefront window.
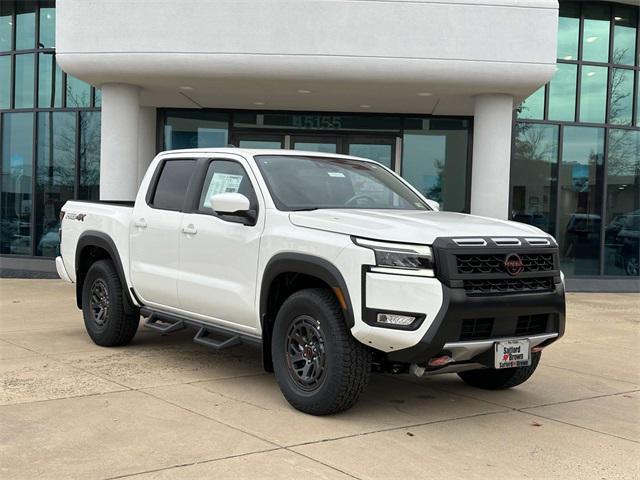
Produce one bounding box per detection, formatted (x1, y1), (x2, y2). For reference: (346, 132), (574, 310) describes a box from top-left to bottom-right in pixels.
(0, 2), (13, 52)
(66, 74), (91, 107)
(35, 112), (76, 257)
(612, 6), (637, 66)
(38, 52), (62, 108)
(518, 85), (545, 120)
(1, 113), (34, 255)
(579, 65), (607, 124)
(582, 4), (611, 63)
(14, 53), (34, 108)
(548, 63), (577, 121)
(1, 3), (104, 261)
(291, 139), (337, 153)
(604, 130), (640, 276)
(347, 143), (393, 168)
(39, 3), (55, 49)
(557, 2), (580, 61)
(164, 111), (228, 149)
(0, 55), (10, 109)
(610, 68), (634, 125)
(79, 111), (101, 201)
(558, 127), (605, 276)
(637, 75), (640, 127)
(402, 119), (469, 212)
(15, 1), (35, 50)
(511, 124), (559, 236)
(94, 88), (101, 107)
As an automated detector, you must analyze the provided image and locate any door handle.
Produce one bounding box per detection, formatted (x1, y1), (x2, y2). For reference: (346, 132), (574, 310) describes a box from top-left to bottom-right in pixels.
(134, 218), (147, 229)
(181, 224), (198, 235)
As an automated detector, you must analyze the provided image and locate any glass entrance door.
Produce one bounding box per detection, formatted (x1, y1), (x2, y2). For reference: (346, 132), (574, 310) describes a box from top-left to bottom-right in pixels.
(234, 132), (396, 169)
(236, 134), (283, 149)
(291, 135), (339, 153)
(345, 136), (395, 169)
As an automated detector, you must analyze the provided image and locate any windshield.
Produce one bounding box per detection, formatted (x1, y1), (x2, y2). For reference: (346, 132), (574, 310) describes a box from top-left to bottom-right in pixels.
(255, 155), (430, 211)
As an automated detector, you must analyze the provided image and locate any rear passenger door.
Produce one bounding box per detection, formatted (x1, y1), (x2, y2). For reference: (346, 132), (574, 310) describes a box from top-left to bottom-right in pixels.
(130, 158), (196, 308)
(177, 156), (264, 329)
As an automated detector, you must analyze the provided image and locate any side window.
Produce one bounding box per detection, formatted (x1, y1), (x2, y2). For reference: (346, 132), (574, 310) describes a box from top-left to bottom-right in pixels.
(150, 159), (196, 211)
(198, 160), (258, 215)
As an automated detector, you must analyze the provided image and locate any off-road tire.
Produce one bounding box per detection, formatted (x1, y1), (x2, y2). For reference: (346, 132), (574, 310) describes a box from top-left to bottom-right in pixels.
(272, 288), (371, 415)
(82, 259), (139, 347)
(457, 351), (542, 390)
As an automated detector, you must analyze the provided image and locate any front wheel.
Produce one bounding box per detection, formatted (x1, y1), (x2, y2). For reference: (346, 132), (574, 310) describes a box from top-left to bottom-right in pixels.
(271, 288), (371, 415)
(457, 351), (542, 390)
(82, 259), (139, 347)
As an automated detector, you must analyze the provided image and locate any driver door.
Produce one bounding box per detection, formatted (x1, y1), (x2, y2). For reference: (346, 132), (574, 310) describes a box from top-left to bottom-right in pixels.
(177, 157), (264, 330)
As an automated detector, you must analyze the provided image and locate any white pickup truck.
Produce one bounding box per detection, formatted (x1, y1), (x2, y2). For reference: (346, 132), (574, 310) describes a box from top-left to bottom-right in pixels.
(57, 148), (566, 415)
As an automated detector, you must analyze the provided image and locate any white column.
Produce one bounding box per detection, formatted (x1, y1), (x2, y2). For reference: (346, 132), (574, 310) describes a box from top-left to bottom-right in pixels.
(470, 94), (514, 220)
(137, 107), (157, 186)
(100, 84), (141, 201)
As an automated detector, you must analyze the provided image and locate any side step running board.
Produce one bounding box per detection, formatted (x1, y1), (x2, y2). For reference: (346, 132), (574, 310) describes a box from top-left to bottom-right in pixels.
(140, 307), (260, 351)
(193, 327), (241, 350)
(144, 313), (186, 334)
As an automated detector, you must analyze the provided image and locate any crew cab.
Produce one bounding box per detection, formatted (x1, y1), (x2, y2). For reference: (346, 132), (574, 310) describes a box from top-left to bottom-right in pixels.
(57, 149), (566, 415)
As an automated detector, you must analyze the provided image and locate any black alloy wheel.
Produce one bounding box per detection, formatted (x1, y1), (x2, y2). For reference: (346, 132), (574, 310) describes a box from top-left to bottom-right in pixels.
(89, 278), (110, 328)
(285, 315), (327, 391)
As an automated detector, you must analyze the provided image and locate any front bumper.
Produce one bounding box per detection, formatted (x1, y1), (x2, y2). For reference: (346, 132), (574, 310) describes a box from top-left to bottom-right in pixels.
(386, 282), (566, 366)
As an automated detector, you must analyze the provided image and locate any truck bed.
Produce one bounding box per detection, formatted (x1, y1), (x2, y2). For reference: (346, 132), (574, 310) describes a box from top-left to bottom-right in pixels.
(59, 200), (135, 285)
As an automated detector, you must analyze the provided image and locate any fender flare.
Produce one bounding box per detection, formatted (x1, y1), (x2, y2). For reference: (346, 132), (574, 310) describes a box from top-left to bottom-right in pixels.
(260, 252), (355, 328)
(75, 231), (137, 310)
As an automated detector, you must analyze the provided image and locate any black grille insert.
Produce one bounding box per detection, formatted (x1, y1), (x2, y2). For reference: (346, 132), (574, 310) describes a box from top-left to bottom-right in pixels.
(516, 314), (548, 336)
(464, 277), (555, 295)
(456, 253), (554, 275)
(460, 318), (494, 341)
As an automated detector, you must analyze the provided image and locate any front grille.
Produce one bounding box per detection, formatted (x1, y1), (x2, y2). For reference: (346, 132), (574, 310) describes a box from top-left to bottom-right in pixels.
(464, 277), (555, 296)
(516, 314), (548, 336)
(460, 318), (494, 341)
(456, 253), (554, 275)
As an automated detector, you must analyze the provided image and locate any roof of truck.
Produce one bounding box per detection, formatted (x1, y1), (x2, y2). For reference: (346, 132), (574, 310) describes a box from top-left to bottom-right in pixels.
(157, 148), (374, 162)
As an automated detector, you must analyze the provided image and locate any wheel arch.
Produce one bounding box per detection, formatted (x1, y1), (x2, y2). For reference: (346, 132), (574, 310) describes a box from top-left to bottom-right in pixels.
(75, 231), (137, 311)
(259, 252), (355, 372)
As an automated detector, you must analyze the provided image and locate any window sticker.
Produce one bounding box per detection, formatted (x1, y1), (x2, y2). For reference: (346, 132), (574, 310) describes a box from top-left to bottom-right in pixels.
(203, 173), (244, 207)
(327, 172), (346, 178)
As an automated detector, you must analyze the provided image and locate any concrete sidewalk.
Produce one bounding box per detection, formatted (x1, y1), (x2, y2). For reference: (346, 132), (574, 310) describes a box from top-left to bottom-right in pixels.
(1, 279), (638, 479)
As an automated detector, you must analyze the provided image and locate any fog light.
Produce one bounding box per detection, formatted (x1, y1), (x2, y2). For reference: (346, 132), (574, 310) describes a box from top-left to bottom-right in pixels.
(376, 313), (416, 327)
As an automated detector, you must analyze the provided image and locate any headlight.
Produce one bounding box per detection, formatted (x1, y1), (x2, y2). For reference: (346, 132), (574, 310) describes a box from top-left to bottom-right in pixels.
(353, 237), (435, 277)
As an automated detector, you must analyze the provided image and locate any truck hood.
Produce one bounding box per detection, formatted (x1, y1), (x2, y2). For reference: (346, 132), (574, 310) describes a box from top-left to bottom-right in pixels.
(289, 209), (547, 244)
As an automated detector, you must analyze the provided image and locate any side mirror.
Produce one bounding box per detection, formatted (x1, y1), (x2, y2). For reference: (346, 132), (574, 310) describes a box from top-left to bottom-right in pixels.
(426, 199), (440, 211)
(211, 192), (250, 214)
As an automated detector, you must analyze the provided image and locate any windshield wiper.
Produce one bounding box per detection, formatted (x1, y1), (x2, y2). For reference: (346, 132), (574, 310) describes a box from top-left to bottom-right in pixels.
(290, 207), (319, 212)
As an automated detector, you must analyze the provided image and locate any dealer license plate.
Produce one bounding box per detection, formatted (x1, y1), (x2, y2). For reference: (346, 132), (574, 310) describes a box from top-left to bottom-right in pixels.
(494, 340), (531, 369)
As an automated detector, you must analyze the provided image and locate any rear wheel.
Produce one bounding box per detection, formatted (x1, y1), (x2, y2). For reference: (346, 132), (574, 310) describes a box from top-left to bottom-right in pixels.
(272, 288), (371, 415)
(457, 352), (542, 390)
(82, 259), (139, 347)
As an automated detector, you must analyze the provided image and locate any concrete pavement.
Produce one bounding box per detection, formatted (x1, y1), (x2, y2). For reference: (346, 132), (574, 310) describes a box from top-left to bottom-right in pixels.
(1, 279), (638, 479)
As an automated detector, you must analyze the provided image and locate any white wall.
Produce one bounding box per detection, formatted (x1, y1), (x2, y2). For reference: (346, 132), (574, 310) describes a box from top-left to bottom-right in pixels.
(56, 0), (558, 115)
(56, 0), (560, 210)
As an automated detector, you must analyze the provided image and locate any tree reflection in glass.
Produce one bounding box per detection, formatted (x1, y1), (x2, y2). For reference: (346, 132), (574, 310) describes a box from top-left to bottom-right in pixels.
(511, 123), (559, 236)
(604, 130), (640, 276)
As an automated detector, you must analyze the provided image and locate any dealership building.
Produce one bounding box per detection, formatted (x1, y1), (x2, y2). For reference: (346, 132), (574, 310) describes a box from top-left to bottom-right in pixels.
(1, 0), (638, 291)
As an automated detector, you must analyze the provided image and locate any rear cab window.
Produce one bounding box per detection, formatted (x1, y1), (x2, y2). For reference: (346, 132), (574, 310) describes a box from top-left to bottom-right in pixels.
(149, 159), (197, 211)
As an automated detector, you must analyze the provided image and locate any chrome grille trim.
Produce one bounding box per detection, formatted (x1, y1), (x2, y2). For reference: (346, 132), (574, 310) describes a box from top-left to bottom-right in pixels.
(452, 238), (487, 246)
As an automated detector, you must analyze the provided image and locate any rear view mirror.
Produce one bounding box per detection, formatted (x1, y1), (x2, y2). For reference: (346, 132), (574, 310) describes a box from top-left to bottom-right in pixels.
(210, 192), (250, 214)
(426, 199), (440, 211)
